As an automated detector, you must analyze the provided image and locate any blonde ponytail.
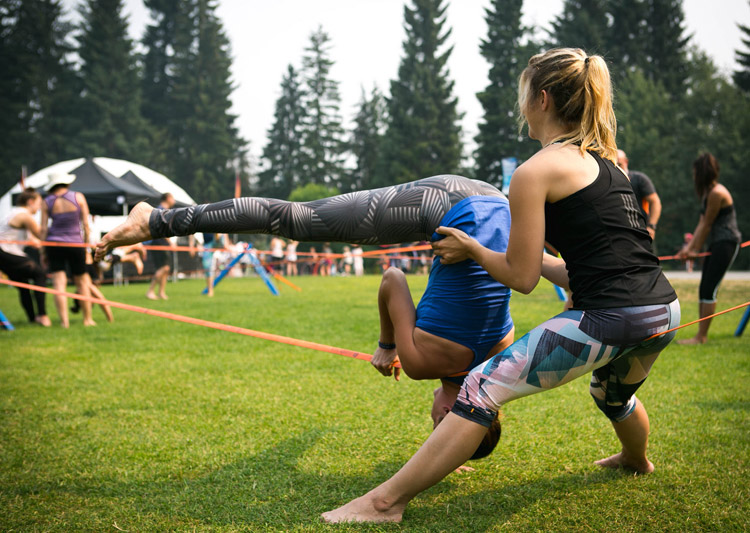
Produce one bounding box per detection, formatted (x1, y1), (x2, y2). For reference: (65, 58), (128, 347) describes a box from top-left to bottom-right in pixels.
(518, 48), (618, 162)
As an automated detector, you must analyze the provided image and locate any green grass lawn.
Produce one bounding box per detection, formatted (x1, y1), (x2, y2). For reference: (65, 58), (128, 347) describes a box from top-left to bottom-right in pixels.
(0, 274), (748, 532)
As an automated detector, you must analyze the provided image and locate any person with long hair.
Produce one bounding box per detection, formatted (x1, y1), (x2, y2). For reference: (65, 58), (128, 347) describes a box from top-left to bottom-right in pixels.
(321, 48), (680, 524)
(677, 153), (741, 344)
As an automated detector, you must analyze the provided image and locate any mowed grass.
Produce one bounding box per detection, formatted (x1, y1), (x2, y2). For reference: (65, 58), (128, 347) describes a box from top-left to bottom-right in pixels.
(0, 273), (748, 532)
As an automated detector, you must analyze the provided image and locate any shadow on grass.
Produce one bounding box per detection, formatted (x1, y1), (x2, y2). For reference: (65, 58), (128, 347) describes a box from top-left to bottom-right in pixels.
(6, 428), (624, 530)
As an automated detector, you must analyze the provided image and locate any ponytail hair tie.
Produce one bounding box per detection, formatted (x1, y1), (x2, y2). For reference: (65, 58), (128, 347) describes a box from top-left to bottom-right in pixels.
(584, 56), (590, 66)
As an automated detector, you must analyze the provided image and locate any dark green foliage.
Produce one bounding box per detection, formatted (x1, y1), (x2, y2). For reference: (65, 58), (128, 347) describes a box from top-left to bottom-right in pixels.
(0, 0), (80, 192)
(348, 86), (387, 191)
(288, 182), (339, 203)
(76, 0), (150, 160)
(474, 0), (538, 186)
(379, 0), (462, 185)
(299, 27), (346, 193)
(549, 0), (609, 53)
(734, 14), (750, 93)
(257, 65), (307, 198)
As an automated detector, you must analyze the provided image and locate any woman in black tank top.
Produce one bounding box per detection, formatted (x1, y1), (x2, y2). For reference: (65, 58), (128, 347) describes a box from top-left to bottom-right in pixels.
(677, 152), (741, 344)
(322, 48), (680, 524)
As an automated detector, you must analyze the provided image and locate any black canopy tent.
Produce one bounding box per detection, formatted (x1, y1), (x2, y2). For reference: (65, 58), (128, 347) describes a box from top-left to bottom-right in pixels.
(118, 170), (190, 208)
(67, 159), (158, 215)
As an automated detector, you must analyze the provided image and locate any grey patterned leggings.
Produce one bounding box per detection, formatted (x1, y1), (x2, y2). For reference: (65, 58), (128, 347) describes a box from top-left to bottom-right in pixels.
(149, 175), (504, 244)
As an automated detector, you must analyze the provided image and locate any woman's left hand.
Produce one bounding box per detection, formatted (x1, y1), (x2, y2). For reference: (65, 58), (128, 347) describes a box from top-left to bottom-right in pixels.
(431, 226), (477, 264)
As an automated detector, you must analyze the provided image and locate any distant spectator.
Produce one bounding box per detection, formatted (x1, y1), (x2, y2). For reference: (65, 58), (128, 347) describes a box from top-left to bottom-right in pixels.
(269, 236), (285, 272)
(41, 173), (96, 327)
(0, 188), (51, 326)
(677, 153), (741, 344)
(617, 150), (662, 240)
(285, 240), (299, 276)
(145, 193), (176, 300)
(352, 245), (364, 276)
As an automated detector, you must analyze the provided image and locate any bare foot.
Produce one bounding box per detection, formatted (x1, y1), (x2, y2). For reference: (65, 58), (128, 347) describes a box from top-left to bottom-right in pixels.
(102, 306), (114, 323)
(321, 493), (405, 524)
(595, 452), (654, 474)
(95, 202), (154, 262)
(35, 315), (52, 327)
(677, 337), (706, 345)
(83, 319), (97, 327)
(146, 292), (159, 301)
(159, 293), (169, 300)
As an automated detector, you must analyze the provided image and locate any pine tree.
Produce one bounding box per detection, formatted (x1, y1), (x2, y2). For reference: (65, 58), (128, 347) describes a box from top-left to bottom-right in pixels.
(349, 86), (387, 191)
(734, 16), (750, 93)
(168, 0), (246, 202)
(76, 0), (149, 159)
(258, 64), (307, 198)
(0, 0), (80, 192)
(300, 26), (346, 190)
(474, 0), (538, 187)
(140, 0), (180, 173)
(642, 0), (690, 94)
(380, 0), (462, 185)
(549, 0), (609, 53)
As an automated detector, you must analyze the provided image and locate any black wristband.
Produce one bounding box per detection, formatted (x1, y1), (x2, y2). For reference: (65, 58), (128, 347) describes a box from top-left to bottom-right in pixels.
(378, 341), (396, 350)
(647, 223), (657, 230)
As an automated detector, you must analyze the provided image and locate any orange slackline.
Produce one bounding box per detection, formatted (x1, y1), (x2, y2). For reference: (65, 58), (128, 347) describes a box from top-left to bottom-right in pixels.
(0, 278), (397, 369)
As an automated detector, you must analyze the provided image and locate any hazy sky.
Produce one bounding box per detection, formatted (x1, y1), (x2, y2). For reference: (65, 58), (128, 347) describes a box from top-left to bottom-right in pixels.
(61, 0), (750, 164)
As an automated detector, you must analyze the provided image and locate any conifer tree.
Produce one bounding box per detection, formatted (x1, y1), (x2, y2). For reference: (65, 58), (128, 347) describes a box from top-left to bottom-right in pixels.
(734, 16), (750, 93)
(0, 0), (79, 191)
(642, 0), (690, 94)
(167, 0), (245, 201)
(76, 0), (149, 159)
(349, 86), (387, 191)
(258, 64), (306, 198)
(140, 0), (180, 172)
(549, 0), (609, 53)
(300, 26), (346, 190)
(474, 0), (538, 186)
(380, 0), (462, 184)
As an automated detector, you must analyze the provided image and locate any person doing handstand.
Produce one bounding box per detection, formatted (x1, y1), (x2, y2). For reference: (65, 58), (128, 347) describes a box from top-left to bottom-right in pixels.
(95, 175), (515, 456)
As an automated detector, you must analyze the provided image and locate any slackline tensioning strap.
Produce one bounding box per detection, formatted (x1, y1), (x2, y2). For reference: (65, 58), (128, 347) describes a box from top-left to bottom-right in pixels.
(0, 278), (396, 368)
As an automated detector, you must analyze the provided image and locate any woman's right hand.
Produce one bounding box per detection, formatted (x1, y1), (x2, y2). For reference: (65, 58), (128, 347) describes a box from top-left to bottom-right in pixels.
(371, 347), (401, 381)
(431, 226), (477, 264)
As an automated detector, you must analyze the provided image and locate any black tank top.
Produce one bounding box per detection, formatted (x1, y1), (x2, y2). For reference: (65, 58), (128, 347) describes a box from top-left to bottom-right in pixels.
(544, 151), (676, 309)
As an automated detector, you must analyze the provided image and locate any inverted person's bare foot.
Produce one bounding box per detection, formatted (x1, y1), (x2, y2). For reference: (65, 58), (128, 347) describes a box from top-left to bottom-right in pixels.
(146, 292), (159, 301)
(595, 452), (654, 474)
(95, 202), (154, 262)
(321, 493), (405, 524)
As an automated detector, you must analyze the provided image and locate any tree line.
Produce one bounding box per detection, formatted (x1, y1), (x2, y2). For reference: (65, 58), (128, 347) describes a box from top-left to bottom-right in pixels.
(2, 0), (749, 266)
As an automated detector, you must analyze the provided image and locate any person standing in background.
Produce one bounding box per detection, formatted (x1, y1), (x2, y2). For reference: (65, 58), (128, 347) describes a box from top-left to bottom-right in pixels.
(677, 153), (741, 345)
(0, 189), (51, 326)
(145, 193), (176, 300)
(617, 150), (662, 240)
(41, 173), (96, 328)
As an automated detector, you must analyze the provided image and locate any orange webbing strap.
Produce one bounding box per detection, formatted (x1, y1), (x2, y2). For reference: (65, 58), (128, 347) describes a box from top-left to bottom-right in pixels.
(658, 239), (749, 261)
(0, 278), (398, 368)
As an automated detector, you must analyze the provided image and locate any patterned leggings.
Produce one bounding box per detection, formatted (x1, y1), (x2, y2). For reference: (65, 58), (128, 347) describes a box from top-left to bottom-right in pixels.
(452, 299), (681, 426)
(149, 175), (504, 244)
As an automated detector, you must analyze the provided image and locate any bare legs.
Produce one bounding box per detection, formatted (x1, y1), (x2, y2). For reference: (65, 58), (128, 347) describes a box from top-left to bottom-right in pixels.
(677, 301), (715, 345)
(594, 398), (654, 473)
(146, 265), (170, 300)
(322, 413), (487, 523)
(51, 271), (94, 327)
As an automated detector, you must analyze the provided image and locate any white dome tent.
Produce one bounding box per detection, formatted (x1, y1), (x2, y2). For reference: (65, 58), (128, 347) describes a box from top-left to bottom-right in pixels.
(0, 157), (196, 237)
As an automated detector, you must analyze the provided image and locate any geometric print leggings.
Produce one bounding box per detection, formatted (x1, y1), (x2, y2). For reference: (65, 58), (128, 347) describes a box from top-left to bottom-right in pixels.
(452, 299), (681, 427)
(148, 175), (505, 245)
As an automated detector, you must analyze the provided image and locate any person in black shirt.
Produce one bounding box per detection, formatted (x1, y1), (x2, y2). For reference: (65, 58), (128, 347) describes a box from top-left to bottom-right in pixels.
(617, 149), (662, 240)
(677, 153), (741, 344)
(322, 48), (679, 524)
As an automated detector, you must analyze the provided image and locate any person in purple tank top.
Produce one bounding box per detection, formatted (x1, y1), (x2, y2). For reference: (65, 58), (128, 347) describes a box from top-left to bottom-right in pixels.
(41, 172), (96, 328)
